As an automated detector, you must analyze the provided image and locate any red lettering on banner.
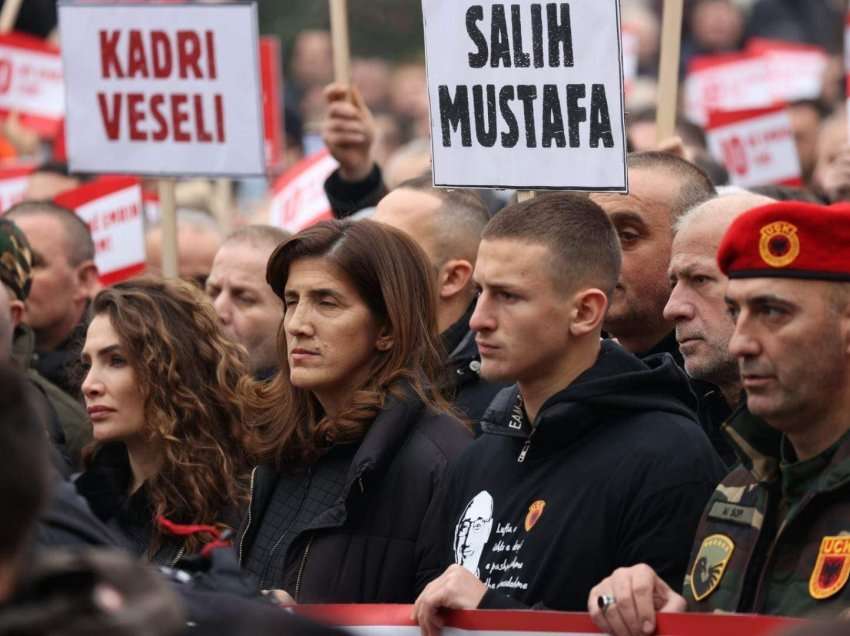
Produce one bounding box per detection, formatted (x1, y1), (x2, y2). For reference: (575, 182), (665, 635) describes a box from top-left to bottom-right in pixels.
(205, 31), (217, 79)
(195, 94), (212, 142)
(96, 91), (226, 144)
(150, 94), (168, 141)
(722, 136), (748, 177)
(127, 92), (146, 140)
(215, 94), (225, 142)
(97, 92), (121, 140)
(172, 94), (190, 141)
(127, 30), (149, 78)
(150, 31), (172, 78)
(99, 30), (123, 78)
(176, 31), (202, 79)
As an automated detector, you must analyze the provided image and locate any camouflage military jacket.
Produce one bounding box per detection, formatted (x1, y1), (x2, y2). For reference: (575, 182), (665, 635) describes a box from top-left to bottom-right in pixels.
(682, 408), (850, 617)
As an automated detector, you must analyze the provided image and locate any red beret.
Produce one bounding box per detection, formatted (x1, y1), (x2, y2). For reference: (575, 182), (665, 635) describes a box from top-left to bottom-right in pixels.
(717, 201), (850, 281)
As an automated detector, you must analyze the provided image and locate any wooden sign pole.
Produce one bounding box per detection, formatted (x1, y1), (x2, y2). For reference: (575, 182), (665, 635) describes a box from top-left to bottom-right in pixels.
(330, 0), (351, 85)
(0, 0), (23, 34)
(656, 0), (684, 143)
(158, 179), (179, 279)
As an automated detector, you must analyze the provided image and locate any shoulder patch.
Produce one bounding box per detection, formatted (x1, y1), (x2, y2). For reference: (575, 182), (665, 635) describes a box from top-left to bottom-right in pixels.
(690, 534), (735, 602)
(707, 502), (763, 529)
(810, 535), (850, 600)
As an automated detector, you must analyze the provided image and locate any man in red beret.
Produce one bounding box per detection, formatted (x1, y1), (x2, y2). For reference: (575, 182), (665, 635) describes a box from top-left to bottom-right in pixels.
(587, 201), (850, 631)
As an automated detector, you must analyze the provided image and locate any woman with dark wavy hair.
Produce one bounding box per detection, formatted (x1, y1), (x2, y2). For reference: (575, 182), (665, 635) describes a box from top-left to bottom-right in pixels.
(74, 278), (251, 564)
(239, 219), (471, 603)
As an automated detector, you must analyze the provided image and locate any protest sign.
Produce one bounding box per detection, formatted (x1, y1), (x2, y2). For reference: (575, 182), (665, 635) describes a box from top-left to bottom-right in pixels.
(260, 36), (284, 173)
(268, 149), (337, 232)
(294, 605), (800, 636)
(57, 2), (265, 177)
(686, 39), (828, 126)
(0, 163), (32, 213)
(0, 33), (64, 138)
(421, 0), (627, 191)
(54, 176), (146, 286)
(706, 105), (802, 189)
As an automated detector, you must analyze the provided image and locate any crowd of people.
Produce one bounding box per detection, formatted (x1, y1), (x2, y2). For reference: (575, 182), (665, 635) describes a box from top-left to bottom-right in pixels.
(3, 1), (850, 635)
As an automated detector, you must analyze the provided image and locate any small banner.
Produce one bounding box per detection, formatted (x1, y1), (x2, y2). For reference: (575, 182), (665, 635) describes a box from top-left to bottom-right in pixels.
(0, 163), (34, 213)
(706, 105), (802, 188)
(293, 605), (800, 636)
(0, 32), (64, 138)
(686, 39), (828, 126)
(421, 0), (628, 191)
(268, 149), (337, 232)
(54, 176), (146, 286)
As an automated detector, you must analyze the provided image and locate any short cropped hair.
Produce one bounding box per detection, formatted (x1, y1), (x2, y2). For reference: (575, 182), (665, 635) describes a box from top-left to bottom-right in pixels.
(6, 200), (95, 265)
(483, 193), (621, 296)
(224, 225), (291, 252)
(628, 151), (717, 221)
(0, 364), (49, 562)
(396, 174), (490, 264)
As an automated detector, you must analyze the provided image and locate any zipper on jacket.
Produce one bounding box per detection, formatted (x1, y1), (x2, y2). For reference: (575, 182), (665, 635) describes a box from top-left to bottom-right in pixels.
(517, 428), (536, 463)
(358, 476), (365, 494)
(169, 544), (187, 568)
(294, 535), (314, 601)
(238, 466), (258, 566)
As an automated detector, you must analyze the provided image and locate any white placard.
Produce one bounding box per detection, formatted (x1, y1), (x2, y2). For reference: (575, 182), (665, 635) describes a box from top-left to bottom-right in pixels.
(54, 177), (146, 285)
(0, 165), (33, 213)
(422, 0), (627, 191)
(268, 149), (337, 232)
(58, 2), (265, 177)
(0, 34), (64, 137)
(706, 107), (802, 188)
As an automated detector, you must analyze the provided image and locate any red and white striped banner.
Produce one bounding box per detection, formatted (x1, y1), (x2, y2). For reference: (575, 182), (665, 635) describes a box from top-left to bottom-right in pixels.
(54, 176), (146, 286)
(294, 605), (800, 636)
(268, 148), (337, 233)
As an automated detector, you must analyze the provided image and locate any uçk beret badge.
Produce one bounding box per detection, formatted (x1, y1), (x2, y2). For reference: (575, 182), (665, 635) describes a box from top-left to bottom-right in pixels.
(717, 201), (850, 281)
(0, 218), (32, 300)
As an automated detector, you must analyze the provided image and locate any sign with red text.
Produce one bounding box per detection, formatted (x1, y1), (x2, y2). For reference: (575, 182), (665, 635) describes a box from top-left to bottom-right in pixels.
(57, 2), (265, 176)
(706, 105), (802, 188)
(260, 36), (284, 173)
(686, 40), (828, 126)
(422, 0), (627, 191)
(268, 149), (337, 232)
(294, 605), (800, 636)
(0, 164), (34, 213)
(0, 33), (64, 138)
(54, 176), (146, 286)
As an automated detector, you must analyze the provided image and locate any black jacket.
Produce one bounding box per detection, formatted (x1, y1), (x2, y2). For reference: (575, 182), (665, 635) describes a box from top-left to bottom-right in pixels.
(442, 303), (507, 427)
(238, 388), (472, 603)
(424, 341), (726, 611)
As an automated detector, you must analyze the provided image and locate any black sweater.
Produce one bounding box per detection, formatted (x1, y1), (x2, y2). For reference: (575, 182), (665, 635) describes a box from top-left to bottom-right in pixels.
(422, 341), (726, 610)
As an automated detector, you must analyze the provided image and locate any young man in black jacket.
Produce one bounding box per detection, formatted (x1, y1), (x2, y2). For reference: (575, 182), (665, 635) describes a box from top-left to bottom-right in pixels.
(413, 194), (725, 631)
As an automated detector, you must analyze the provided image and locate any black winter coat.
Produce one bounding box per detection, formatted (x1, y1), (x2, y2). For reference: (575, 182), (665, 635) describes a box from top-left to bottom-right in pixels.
(421, 341), (727, 611)
(238, 389), (472, 603)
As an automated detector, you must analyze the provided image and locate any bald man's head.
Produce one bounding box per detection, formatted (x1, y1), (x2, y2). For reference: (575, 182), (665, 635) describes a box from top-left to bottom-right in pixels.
(664, 192), (775, 404)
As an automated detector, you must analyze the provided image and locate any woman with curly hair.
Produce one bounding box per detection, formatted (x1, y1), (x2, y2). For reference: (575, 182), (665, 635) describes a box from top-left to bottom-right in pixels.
(74, 278), (251, 565)
(238, 219), (472, 603)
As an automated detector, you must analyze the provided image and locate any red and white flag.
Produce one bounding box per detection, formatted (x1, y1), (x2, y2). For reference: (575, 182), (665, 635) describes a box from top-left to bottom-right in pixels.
(0, 164), (34, 213)
(268, 149), (338, 232)
(0, 32), (64, 138)
(54, 176), (146, 286)
(707, 105), (802, 189)
(260, 36), (285, 174)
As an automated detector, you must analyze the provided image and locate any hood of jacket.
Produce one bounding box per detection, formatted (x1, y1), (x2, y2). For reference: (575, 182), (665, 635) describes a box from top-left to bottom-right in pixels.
(480, 340), (698, 447)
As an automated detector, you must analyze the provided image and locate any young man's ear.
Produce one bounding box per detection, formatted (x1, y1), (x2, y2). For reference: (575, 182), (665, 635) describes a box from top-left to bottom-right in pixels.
(569, 289), (608, 337)
(437, 259), (474, 301)
(75, 260), (101, 301)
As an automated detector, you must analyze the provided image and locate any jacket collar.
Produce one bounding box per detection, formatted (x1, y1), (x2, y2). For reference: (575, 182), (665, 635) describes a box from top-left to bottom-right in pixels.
(723, 406), (850, 493)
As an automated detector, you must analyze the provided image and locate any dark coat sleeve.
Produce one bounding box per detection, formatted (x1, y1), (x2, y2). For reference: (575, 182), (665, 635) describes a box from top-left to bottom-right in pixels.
(324, 164), (388, 218)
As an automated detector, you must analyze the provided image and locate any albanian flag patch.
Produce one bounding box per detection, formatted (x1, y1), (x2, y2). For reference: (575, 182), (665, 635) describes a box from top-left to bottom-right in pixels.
(810, 535), (850, 600)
